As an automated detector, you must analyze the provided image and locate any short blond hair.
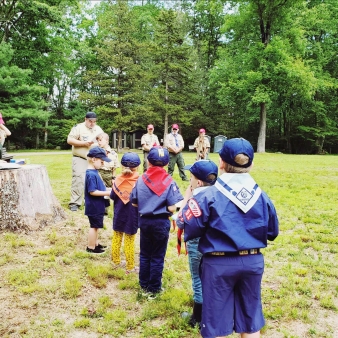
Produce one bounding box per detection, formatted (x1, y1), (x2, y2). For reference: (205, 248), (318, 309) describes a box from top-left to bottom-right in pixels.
(96, 132), (109, 141)
(121, 166), (138, 177)
(225, 154), (251, 173)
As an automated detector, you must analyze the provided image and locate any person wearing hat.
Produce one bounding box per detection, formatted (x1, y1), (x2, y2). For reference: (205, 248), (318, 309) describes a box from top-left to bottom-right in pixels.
(110, 152), (141, 273)
(67, 112), (104, 211)
(164, 123), (189, 181)
(176, 138), (279, 338)
(0, 112), (12, 159)
(193, 128), (210, 161)
(131, 147), (183, 299)
(175, 160), (218, 328)
(140, 124), (160, 172)
(85, 146), (112, 254)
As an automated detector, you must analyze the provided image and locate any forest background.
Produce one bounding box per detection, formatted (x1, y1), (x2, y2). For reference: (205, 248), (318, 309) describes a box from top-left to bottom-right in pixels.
(1, 0), (338, 154)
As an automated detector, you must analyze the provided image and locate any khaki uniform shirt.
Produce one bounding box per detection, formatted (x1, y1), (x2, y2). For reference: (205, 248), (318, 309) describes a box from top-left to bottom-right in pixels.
(141, 133), (160, 151)
(194, 136), (210, 159)
(164, 133), (184, 152)
(68, 122), (104, 159)
(101, 145), (120, 171)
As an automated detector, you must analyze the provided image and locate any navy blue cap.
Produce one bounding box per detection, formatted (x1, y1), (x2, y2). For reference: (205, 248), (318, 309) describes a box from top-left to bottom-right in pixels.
(184, 160), (218, 184)
(85, 112), (97, 119)
(147, 147), (169, 166)
(121, 152), (141, 168)
(218, 138), (254, 168)
(87, 146), (111, 162)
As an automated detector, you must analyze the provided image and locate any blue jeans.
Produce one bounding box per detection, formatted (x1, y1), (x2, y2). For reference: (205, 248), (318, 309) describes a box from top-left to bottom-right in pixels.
(187, 237), (203, 304)
(139, 217), (170, 293)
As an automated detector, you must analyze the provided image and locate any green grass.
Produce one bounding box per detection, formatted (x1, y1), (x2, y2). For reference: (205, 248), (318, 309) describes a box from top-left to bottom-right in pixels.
(0, 150), (337, 337)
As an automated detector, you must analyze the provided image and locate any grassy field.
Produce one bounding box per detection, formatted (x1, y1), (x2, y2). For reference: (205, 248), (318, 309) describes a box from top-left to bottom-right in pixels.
(0, 150), (337, 338)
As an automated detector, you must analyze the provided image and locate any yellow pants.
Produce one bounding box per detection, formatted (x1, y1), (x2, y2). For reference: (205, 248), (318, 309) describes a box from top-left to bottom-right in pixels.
(111, 230), (136, 270)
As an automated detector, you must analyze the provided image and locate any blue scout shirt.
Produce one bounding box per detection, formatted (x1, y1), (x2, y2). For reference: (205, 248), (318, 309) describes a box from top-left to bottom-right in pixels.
(178, 173), (279, 254)
(84, 169), (107, 216)
(131, 177), (183, 217)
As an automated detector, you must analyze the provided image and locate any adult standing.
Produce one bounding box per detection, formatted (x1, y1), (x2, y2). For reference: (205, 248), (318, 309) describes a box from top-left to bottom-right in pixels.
(193, 128), (210, 161)
(67, 112), (104, 211)
(164, 123), (188, 181)
(140, 124), (160, 172)
(0, 112), (11, 160)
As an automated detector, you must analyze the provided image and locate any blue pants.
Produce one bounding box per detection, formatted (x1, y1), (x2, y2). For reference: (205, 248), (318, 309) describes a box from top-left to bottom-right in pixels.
(187, 238), (203, 304)
(139, 217), (170, 293)
(200, 254), (265, 338)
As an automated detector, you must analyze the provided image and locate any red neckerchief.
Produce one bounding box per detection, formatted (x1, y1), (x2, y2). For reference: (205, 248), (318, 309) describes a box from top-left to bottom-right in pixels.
(142, 166), (172, 196)
(112, 172), (139, 204)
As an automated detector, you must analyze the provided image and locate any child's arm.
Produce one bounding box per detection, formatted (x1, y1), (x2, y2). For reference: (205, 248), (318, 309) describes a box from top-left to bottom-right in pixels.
(89, 189), (111, 197)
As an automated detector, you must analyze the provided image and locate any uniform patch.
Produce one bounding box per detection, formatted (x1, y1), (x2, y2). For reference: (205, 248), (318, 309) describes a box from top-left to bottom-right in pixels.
(187, 198), (202, 217)
(236, 188), (253, 205)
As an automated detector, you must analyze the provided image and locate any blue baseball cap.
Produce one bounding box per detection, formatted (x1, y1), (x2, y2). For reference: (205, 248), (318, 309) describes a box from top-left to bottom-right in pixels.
(121, 152), (141, 168)
(85, 112), (97, 119)
(147, 147), (169, 166)
(218, 138), (254, 168)
(87, 146), (111, 162)
(184, 160), (218, 184)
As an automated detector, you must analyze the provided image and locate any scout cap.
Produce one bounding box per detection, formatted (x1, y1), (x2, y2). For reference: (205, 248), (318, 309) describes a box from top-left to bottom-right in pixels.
(121, 152), (141, 168)
(218, 138), (254, 168)
(147, 147), (169, 166)
(147, 124), (154, 129)
(184, 160), (218, 184)
(172, 123), (179, 130)
(87, 146), (111, 162)
(199, 128), (205, 133)
(85, 112), (97, 119)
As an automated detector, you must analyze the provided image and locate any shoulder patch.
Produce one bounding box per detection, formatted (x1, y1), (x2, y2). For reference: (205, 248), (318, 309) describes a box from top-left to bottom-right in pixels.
(185, 198), (202, 220)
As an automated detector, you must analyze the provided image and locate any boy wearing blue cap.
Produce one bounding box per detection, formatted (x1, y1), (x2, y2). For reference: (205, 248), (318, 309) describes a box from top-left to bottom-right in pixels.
(85, 146), (112, 254)
(177, 138), (279, 338)
(131, 147), (183, 298)
(110, 152), (141, 273)
(176, 160), (218, 328)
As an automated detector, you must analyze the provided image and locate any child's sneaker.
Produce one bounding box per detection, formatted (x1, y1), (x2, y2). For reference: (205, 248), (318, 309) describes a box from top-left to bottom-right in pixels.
(95, 244), (107, 249)
(126, 267), (139, 275)
(86, 247), (105, 254)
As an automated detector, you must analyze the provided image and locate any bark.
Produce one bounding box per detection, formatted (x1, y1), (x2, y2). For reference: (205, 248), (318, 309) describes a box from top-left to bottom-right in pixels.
(257, 102), (266, 153)
(0, 164), (66, 231)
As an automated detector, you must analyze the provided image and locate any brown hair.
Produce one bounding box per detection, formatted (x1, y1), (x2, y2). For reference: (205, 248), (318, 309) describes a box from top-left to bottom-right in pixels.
(225, 154), (251, 173)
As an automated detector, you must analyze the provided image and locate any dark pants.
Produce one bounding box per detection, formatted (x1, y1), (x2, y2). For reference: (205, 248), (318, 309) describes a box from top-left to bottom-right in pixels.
(168, 152), (187, 180)
(139, 217), (170, 293)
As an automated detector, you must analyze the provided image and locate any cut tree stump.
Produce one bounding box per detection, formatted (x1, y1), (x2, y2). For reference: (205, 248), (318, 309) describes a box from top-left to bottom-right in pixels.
(0, 164), (66, 231)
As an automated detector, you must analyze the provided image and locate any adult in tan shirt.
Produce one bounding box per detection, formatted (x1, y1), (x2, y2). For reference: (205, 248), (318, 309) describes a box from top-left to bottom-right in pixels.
(164, 123), (188, 181)
(67, 112), (104, 211)
(140, 124), (160, 172)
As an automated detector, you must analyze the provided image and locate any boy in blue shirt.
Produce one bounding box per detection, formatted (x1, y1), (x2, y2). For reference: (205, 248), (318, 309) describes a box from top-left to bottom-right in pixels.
(131, 147), (183, 298)
(177, 138), (279, 338)
(85, 146), (112, 254)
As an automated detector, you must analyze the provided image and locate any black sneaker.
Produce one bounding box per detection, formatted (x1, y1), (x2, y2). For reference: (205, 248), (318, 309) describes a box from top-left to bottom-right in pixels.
(86, 247), (105, 254)
(96, 244), (107, 249)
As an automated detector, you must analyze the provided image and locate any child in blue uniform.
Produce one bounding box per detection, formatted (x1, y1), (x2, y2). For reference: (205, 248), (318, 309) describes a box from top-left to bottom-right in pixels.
(85, 147), (112, 254)
(177, 138), (279, 338)
(176, 160), (218, 328)
(131, 147), (183, 298)
(110, 152), (140, 273)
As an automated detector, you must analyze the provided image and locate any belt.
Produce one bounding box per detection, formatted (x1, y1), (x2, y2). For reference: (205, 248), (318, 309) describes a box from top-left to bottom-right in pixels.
(206, 249), (260, 257)
(73, 155), (86, 160)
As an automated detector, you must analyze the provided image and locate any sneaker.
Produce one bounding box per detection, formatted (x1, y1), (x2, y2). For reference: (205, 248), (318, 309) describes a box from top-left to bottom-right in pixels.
(96, 244), (107, 249)
(86, 247), (105, 254)
(126, 267), (139, 274)
(69, 205), (78, 211)
(147, 287), (165, 300)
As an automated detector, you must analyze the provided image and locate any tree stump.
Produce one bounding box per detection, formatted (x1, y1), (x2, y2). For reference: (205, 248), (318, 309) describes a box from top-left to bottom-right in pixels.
(0, 164), (66, 231)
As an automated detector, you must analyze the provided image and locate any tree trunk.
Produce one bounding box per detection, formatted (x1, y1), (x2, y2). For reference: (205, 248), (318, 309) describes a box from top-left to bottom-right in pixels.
(257, 102), (266, 153)
(0, 164), (66, 231)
